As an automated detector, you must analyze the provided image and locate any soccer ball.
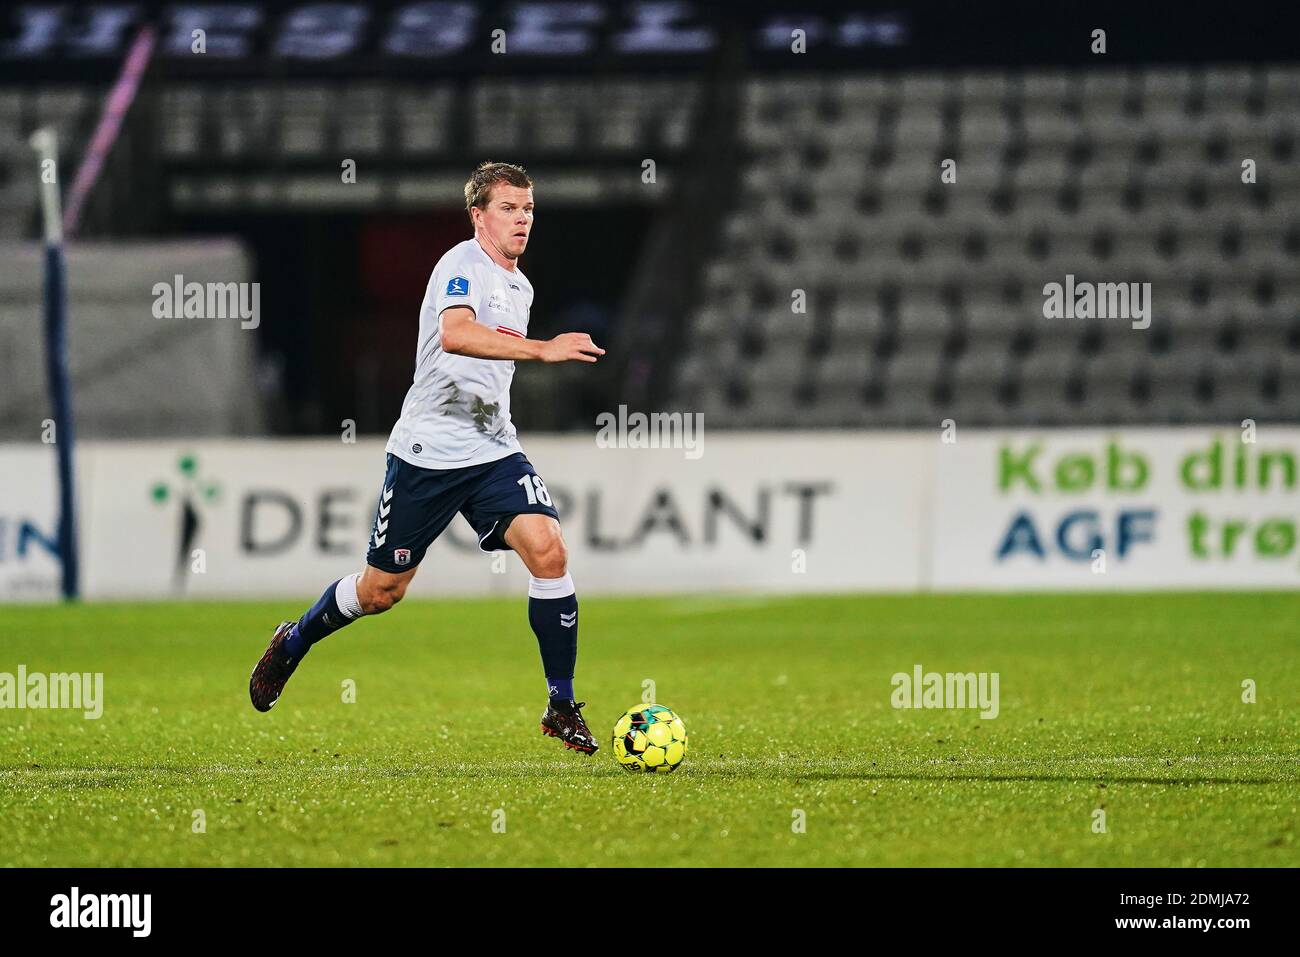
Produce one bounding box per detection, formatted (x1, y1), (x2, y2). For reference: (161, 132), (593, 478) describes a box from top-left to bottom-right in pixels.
(612, 704), (688, 773)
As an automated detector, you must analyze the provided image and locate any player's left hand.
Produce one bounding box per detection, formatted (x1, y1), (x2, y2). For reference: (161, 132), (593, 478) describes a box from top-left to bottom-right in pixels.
(541, 332), (605, 363)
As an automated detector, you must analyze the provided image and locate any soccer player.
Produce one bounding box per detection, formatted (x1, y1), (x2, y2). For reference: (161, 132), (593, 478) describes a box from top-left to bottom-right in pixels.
(249, 162), (605, 754)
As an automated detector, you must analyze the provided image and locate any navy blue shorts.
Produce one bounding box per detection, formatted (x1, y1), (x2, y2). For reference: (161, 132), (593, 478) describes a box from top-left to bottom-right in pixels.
(364, 451), (559, 572)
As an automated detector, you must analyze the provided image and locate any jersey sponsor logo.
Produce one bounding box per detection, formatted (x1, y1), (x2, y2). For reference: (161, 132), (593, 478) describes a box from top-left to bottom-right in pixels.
(446, 276), (470, 297)
(394, 548), (411, 566)
(412, 443), (422, 454)
(486, 290), (511, 313)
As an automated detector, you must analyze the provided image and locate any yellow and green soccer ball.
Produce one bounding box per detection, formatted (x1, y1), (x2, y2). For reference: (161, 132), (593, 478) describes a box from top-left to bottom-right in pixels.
(612, 704), (688, 773)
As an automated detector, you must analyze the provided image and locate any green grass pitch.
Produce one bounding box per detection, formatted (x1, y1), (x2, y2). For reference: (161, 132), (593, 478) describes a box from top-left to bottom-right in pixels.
(2, 593), (1297, 867)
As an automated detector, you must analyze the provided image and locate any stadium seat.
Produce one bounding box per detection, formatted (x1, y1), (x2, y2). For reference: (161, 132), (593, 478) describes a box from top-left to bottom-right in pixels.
(675, 64), (1300, 427)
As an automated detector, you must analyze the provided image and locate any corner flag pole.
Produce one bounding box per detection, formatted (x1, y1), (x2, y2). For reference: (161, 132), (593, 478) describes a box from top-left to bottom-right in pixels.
(30, 127), (79, 601)
(61, 24), (156, 238)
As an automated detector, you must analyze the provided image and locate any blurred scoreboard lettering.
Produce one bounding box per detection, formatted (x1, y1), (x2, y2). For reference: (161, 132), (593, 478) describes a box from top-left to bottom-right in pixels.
(1, 2), (909, 79)
(5, 1), (1290, 81)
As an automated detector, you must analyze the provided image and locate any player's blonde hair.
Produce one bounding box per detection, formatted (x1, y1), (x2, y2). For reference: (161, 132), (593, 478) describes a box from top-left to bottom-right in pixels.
(464, 161), (533, 223)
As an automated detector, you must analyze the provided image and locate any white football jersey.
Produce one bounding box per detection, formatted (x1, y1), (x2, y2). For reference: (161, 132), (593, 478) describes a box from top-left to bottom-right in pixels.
(386, 238), (533, 469)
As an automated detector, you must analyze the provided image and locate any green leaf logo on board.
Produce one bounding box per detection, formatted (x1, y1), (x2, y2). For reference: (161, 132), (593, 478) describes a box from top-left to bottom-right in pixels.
(150, 454), (221, 592)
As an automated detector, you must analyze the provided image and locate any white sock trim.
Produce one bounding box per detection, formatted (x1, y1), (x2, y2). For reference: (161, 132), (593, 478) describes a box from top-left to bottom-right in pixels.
(528, 573), (575, 600)
(335, 573), (365, 619)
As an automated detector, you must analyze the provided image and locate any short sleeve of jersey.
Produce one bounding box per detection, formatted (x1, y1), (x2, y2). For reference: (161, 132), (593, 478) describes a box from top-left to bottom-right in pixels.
(433, 257), (486, 320)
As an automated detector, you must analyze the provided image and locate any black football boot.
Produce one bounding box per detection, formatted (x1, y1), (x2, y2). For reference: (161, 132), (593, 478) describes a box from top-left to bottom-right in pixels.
(540, 699), (599, 754)
(249, 621), (300, 712)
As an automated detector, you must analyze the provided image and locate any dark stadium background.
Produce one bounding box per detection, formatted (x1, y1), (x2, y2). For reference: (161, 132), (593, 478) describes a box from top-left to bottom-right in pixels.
(6, 0), (1298, 441)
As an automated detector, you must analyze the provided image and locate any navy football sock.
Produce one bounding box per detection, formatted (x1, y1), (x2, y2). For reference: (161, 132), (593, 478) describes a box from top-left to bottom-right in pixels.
(527, 574), (578, 701)
(284, 574), (365, 660)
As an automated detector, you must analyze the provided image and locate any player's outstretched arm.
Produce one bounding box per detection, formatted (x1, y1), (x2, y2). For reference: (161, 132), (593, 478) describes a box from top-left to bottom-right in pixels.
(440, 307), (605, 363)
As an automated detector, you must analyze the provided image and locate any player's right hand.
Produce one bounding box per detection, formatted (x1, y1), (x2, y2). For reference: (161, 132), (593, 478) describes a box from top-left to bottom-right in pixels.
(541, 332), (605, 363)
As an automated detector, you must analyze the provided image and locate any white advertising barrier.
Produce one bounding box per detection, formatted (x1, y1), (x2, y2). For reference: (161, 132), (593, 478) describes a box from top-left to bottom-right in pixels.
(0, 445), (67, 600)
(930, 427), (1300, 590)
(8, 428), (1297, 600)
(74, 433), (928, 598)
